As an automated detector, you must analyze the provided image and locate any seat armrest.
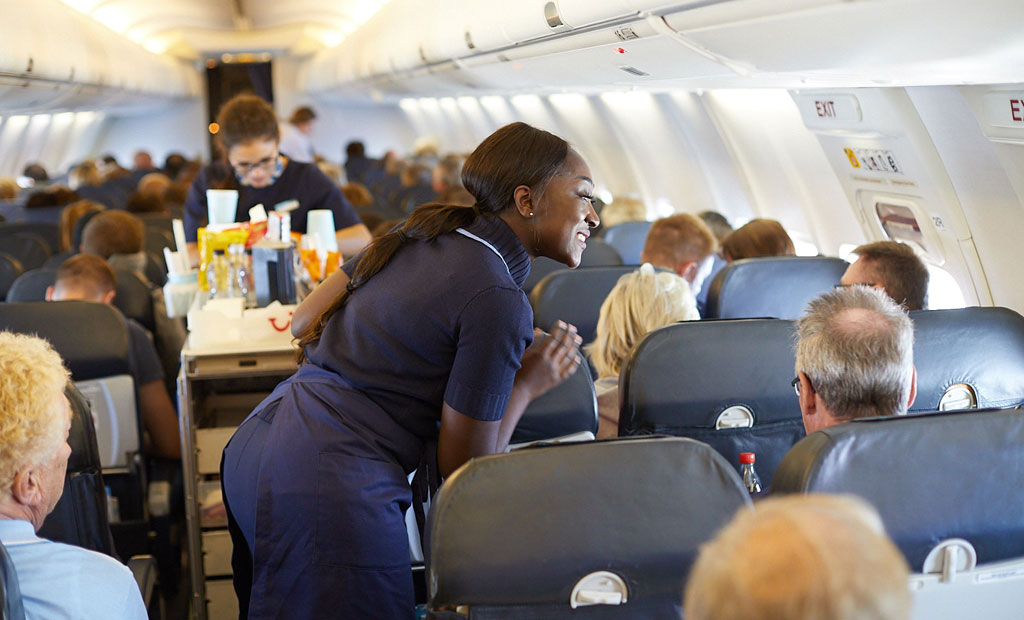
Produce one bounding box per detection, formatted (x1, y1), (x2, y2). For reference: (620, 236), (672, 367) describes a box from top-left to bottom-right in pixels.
(128, 554), (157, 605)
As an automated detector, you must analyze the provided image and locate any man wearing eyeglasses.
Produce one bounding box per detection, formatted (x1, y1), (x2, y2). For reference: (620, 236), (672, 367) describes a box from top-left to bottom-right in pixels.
(793, 286), (917, 434)
(839, 240), (929, 311)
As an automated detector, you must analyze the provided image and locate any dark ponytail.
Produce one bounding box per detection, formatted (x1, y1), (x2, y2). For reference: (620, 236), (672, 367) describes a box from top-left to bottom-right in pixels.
(296, 122), (569, 360)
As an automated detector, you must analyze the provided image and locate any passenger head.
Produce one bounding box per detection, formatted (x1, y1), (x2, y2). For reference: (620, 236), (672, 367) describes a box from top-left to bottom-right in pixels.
(587, 264), (699, 379)
(59, 199), (106, 252)
(289, 106), (317, 133)
(163, 152), (187, 180)
(432, 154), (463, 194)
(598, 197), (647, 230)
(401, 164), (429, 188)
(297, 122), (599, 357)
(721, 218), (795, 262)
(21, 163), (48, 184)
(69, 160), (102, 189)
(133, 150), (153, 170)
(0, 331), (72, 529)
(137, 172), (171, 198)
(216, 93), (281, 189)
(342, 183), (374, 208)
(697, 210), (733, 246)
(46, 254), (117, 304)
(0, 177), (18, 200)
(842, 241), (929, 311)
(684, 494), (911, 620)
(641, 213), (716, 292)
(795, 287), (915, 433)
(346, 141), (366, 159)
(80, 210), (145, 259)
(126, 191), (166, 215)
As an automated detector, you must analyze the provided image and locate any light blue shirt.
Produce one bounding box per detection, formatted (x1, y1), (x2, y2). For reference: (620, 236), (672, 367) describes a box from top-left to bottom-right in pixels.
(0, 519), (147, 619)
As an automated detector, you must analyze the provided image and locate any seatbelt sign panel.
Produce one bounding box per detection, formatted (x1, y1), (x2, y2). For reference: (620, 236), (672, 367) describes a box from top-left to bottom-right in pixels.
(983, 92), (1024, 128)
(795, 94), (862, 127)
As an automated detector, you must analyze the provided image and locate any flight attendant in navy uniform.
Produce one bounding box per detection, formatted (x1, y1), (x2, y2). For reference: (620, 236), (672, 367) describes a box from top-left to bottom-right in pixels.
(222, 122), (600, 619)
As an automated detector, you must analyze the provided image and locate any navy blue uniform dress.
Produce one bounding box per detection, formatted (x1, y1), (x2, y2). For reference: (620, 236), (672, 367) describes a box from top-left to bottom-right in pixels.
(222, 215), (533, 619)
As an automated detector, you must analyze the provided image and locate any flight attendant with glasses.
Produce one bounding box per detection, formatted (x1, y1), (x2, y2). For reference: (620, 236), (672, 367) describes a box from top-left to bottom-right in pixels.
(183, 93), (372, 262)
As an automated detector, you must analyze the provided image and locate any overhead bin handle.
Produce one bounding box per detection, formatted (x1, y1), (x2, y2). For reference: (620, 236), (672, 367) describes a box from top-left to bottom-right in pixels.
(644, 14), (755, 76)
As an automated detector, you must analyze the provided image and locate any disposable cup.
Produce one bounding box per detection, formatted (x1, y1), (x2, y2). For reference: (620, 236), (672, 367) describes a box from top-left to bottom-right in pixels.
(306, 209), (339, 252)
(207, 189), (239, 225)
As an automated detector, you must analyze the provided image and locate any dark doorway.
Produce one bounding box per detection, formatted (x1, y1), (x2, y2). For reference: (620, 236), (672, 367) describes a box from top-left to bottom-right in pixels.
(206, 61), (273, 159)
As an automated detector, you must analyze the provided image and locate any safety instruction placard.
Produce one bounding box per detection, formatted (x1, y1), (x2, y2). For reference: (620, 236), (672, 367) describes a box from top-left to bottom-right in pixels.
(843, 148), (903, 174)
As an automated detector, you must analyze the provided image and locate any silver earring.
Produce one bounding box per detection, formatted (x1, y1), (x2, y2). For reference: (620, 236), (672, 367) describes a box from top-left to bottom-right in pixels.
(529, 212), (534, 217)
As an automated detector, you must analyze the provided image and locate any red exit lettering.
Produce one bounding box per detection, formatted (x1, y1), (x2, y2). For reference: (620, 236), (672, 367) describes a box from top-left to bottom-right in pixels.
(1011, 99), (1024, 122)
(815, 100), (837, 118)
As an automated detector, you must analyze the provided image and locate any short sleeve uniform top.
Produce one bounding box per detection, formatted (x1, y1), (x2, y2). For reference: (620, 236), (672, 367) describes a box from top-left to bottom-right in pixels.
(304, 214), (533, 444)
(183, 160), (361, 241)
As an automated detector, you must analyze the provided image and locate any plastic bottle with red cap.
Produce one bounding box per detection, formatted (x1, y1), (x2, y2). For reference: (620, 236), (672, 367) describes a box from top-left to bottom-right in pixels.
(739, 452), (762, 494)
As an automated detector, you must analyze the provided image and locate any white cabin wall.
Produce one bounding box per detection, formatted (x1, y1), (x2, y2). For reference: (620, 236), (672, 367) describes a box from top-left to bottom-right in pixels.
(91, 99), (207, 167)
(703, 88), (860, 255)
(911, 85), (1024, 315)
(0, 111), (106, 178)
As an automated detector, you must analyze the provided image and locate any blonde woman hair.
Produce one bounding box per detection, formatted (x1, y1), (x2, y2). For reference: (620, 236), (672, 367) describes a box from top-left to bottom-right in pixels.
(0, 332), (71, 493)
(599, 196), (647, 230)
(587, 264), (699, 379)
(684, 495), (911, 620)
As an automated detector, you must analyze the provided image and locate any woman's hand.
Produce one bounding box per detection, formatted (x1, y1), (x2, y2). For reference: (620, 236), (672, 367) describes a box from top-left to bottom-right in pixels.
(515, 321), (583, 401)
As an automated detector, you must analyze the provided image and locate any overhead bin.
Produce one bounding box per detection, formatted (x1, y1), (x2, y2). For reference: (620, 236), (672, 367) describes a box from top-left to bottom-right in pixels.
(0, 0), (199, 113)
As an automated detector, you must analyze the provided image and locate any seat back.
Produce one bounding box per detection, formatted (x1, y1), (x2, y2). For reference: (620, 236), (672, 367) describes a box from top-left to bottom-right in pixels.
(602, 220), (652, 265)
(529, 265), (640, 343)
(910, 307), (1024, 412)
(0, 301), (138, 470)
(38, 384), (116, 557)
(427, 437), (751, 617)
(619, 319), (804, 487)
(522, 244), (624, 295)
(0, 252), (23, 301)
(7, 267), (156, 333)
(0, 222), (59, 255)
(705, 256), (849, 319)
(0, 233), (49, 271)
(773, 409), (1024, 571)
(510, 345), (598, 444)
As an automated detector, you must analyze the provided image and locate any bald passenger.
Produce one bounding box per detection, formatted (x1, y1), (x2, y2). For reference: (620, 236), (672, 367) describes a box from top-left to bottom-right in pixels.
(684, 495), (911, 620)
(794, 287), (916, 434)
(841, 240), (929, 311)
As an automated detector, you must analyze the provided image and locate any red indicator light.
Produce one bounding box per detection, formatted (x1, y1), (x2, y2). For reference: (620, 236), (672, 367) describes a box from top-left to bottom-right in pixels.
(616, 48), (626, 54)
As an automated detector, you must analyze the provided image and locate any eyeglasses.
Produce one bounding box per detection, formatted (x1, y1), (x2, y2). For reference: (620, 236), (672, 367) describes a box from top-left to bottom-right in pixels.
(230, 153), (279, 176)
(792, 375), (816, 396)
(835, 282), (877, 289)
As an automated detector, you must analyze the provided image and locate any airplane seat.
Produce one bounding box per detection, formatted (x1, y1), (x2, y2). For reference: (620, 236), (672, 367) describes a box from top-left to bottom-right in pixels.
(0, 252), (23, 301)
(426, 437), (752, 618)
(771, 408), (1024, 620)
(8, 267), (157, 333)
(144, 227), (173, 254)
(37, 383), (117, 557)
(529, 265), (644, 344)
(521, 241), (626, 295)
(601, 220), (652, 265)
(619, 318), (804, 487)
(41, 250), (74, 269)
(0, 223), (59, 256)
(0, 540), (26, 620)
(143, 251), (167, 286)
(910, 307), (1024, 412)
(705, 256), (849, 319)
(510, 338), (599, 445)
(0, 232), (50, 271)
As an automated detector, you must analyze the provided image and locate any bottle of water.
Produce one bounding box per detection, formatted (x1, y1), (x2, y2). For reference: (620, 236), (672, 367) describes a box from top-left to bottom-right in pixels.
(739, 452), (762, 494)
(226, 243), (245, 300)
(206, 248), (229, 300)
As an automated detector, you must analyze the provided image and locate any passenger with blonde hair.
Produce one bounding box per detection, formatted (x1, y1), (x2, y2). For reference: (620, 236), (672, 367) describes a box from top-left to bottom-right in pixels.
(0, 331), (147, 619)
(598, 196), (647, 230)
(684, 494), (911, 620)
(586, 263), (700, 438)
(721, 218), (795, 261)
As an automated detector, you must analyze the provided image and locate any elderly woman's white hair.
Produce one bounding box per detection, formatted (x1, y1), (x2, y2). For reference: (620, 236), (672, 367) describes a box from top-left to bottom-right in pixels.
(587, 263), (699, 379)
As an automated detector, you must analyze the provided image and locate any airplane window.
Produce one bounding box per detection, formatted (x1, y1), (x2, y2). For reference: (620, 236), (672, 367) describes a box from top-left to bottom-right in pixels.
(925, 263), (966, 310)
(790, 234), (819, 257)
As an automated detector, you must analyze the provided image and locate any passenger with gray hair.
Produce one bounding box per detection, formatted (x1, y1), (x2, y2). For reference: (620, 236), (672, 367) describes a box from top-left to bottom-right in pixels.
(794, 286), (917, 434)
